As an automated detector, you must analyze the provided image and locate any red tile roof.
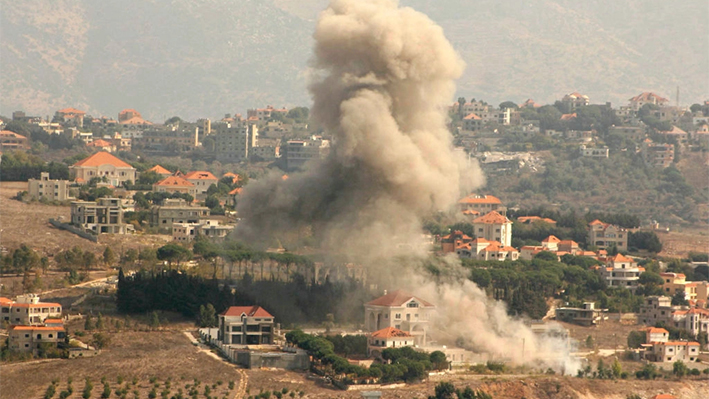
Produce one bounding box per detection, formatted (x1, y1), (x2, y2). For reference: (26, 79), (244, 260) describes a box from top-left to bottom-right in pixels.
(542, 235), (561, 243)
(517, 216), (556, 224)
(228, 187), (242, 195)
(0, 130), (27, 139)
(650, 395), (676, 399)
(472, 211), (510, 225)
(463, 113), (481, 120)
(88, 139), (113, 147)
(121, 116), (152, 125)
(57, 107), (85, 115)
(655, 341), (699, 346)
(184, 171), (217, 180)
(629, 92), (669, 103)
(155, 176), (194, 187)
(147, 165), (172, 175)
(607, 254), (635, 264)
(366, 290), (434, 307)
(73, 152), (132, 168)
(646, 327), (669, 334)
(9, 325), (64, 331)
(371, 327), (412, 338)
(560, 113), (577, 121)
(220, 306), (273, 318)
(458, 194), (502, 205)
(462, 209), (480, 216)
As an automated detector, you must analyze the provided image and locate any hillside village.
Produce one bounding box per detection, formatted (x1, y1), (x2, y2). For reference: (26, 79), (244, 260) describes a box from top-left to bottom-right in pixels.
(1, 92), (708, 398)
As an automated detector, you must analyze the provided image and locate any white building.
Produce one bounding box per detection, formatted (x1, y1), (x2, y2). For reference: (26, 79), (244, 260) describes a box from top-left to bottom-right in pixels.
(364, 290), (435, 346)
(217, 306), (274, 345)
(173, 220), (234, 242)
(601, 254), (644, 290)
(367, 327), (414, 357)
(69, 151), (136, 186)
(27, 172), (73, 201)
(0, 294), (63, 325)
(471, 211), (512, 247)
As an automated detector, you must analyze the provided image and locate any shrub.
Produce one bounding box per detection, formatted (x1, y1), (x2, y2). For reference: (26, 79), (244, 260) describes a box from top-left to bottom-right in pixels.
(44, 383), (57, 399)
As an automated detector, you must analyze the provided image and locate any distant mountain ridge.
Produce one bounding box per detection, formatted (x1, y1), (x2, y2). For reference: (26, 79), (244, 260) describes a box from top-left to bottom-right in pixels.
(1, 0), (707, 121)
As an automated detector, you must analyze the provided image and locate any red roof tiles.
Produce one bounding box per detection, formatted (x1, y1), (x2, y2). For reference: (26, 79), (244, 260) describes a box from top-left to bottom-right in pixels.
(72, 152), (132, 168)
(220, 306), (273, 318)
(366, 290), (434, 307)
(472, 211), (510, 225)
(371, 327), (412, 338)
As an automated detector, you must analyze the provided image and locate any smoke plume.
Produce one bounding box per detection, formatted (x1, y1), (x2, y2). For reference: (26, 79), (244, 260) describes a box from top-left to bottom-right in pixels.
(236, 0), (575, 371)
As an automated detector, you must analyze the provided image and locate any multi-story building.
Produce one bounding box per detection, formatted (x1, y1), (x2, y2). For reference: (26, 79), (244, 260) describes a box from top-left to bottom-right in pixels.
(579, 145), (609, 158)
(0, 130), (29, 150)
(218, 306), (274, 345)
(645, 327), (669, 344)
(561, 92), (590, 111)
(172, 220), (234, 242)
(364, 290), (435, 346)
(609, 125), (646, 141)
(641, 139), (674, 168)
(251, 138), (281, 161)
(588, 219), (628, 250)
(457, 194), (504, 215)
(184, 171), (218, 195)
(8, 324), (66, 354)
(367, 327), (414, 357)
(27, 172), (73, 201)
(285, 137), (330, 170)
(149, 198), (210, 231)
(134, 127), (199, 153)
(0, 294), (63, 325)
(455, 238), (519, 261)
(660, 126), (689, 145)
(152, 175), (198, 197)
(555, 302), (608, 326)
(471, 211), (512, 247)
(215, 124), (258, 163)
(601, 254), (644, 290)
(647, 341), (700, 363)
(71, 198), (131, 234)
(54, 107), (86, 127)
(440, 230), (473, 253)
(639, 296), (673, 326)
(462, 113), (482, 131)
(70, 152), (136, 186)
(246, 106), (288, 123)
(628, 92), (669, 111)
(671, 308), (709, 337)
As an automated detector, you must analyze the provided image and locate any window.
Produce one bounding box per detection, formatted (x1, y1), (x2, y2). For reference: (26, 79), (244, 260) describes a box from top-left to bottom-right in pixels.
(395, 313), (401, 320)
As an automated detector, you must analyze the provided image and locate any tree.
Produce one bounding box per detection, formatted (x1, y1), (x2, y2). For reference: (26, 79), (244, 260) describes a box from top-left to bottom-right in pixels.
(673, 360), (688, 377)
(103, 247), (116, 266)
(84, 314), (95, 331)
(611, 358), (622, 378)
(156, 243), (192, 269)
(150, 311), (160, 330)
(429, 351), (448, 370)
(499, 101), (518, 110)
(82, 252), (96, 271)
(96, 313), (105, 330)
(457, 97), (466, 116)
(627, 331), (646, 348)
(671, 291), (689, 306)
(585, 335), (594, 349)
(433, 382), (456, 399)
(92, 333), (110, 349)
(164, 116), (182, 125)
(197, 304), (218, 328)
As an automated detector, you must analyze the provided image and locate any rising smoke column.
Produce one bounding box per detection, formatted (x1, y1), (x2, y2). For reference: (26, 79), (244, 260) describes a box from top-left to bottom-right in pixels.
(236, 0), (482, 258)
(236, 0), (575, 371)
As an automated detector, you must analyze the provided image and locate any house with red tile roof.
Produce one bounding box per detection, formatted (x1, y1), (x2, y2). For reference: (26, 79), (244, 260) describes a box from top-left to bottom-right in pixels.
(628, 92), (669, 110)
(69, 151), (136, 186)
(152, 175), (197, 197)
(184, 171), (218, 195)
(87, 138), (116, 152)
(55, 107), (86, 127)
(457, 194), (504, 215)
(462, 113), (482, 131)
(561, 92), (589, 110)
(0, 130), (29, 150)
(440, 230), (473, 253)
(218, 306), (274, 345)
(455, 238), (519, 261)
(367, 327), (414, 357)
(364, 290), (434, 346)
(647, 340), (700, 363)
(8, 323), (66, 354)
(147, 164), (173, 176)
(471, 211), (512, 247)
(0, 294), (62, 325)
(118, 109), (142, 122)
(601, 254), (644, 291)
(588, 219), (628, 250)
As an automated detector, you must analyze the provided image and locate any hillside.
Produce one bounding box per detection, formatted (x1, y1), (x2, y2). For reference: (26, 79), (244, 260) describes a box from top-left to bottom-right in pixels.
(1, 0), (707, 120)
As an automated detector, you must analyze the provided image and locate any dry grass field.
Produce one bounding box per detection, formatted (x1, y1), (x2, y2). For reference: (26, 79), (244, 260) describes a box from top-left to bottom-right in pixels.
(0, 331), (240, 399)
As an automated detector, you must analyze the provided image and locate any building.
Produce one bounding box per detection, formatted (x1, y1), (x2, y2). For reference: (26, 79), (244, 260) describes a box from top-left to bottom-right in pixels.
(440, 230), (473, 253)
(118, 109), (142, 122)
(71, 198), (131, 234)
(218, 306), (274, 345)
(149, 198), (210, 231)
(367, 327), (414, 357)
(54, 107), (85, 127)
(579, 145), (609, 158)
(0, 130), (29, 150)
(462, 113), (482, 131)
(628, 92), (669, 111)
(247, 106), (288, 123)
(671, 308), (709, 336)
(455, 238), (519, 261)
(285, 137), (330, 170)
(215, 124), (258, 163)
(27, 172), (73, 201)
(0, 294), (63, 325)
(609, 125), (646, 141)
(146, 164), (173, 177)
(647, 341), (700, 363)
(517, 216), (556, 225)
(134, 127), (199, 153)
(639, 296), (673, 326)
(588, 219), (628, 250)
(87, 139), (116, 153)
(152, 175), (198, 197)
(555, 302), (608, 326)
(561, 92), (589, 111)
(458, 194), (504, 214)
(641, 139), (674, 168)
(251, 138), (281, 161)
(184, 171), (218, 195)
(645, 327), (669, 344)
(364, 290), (435, 346)
(172, 220), (234, 242)
(8, 324), (66, 354)
(70, 152), (136, 186)
(659, 126), (688, 145)
(660, 272), (709, 302)
(601, 254), (644, 290)
(471, 211), (512, 247)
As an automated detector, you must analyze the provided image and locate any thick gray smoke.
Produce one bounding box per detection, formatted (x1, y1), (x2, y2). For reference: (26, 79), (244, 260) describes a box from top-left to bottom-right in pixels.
(236, 0), (483, 258)
(236, 0), (575, 371)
